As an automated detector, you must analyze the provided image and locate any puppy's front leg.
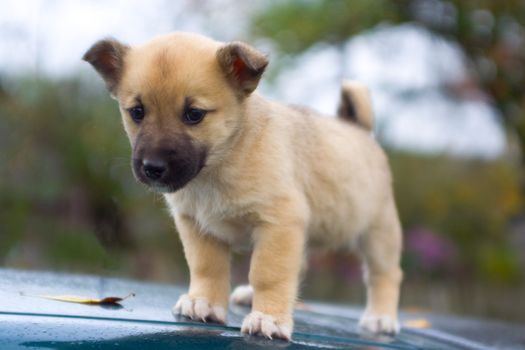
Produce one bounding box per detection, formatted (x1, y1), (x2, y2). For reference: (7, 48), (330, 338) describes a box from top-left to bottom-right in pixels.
(173, 214), (231, 324)
(241, 222), (305, 340)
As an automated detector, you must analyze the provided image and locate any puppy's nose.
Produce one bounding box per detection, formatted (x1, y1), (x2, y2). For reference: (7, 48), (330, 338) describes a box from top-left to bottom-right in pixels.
(142, 158), (167, 181)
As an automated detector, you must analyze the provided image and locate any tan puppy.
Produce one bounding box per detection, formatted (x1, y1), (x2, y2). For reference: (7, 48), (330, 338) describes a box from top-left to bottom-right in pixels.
(83, 32), (403, 340)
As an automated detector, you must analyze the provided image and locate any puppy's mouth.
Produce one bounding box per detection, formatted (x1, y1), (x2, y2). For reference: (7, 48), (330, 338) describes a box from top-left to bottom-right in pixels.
(132, 149), (207, 194)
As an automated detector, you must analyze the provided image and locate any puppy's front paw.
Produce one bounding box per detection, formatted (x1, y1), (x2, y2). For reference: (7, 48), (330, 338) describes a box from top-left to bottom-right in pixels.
(172, 294), (226, 324)
(359, 312), (400, 335)
(230, 284), (253, 306)
(241, 311), (292, 341)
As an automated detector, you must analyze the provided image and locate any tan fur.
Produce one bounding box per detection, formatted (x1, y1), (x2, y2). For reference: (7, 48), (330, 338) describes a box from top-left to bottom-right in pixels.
(84, 32), (403, 340)
(337, 80), (374, 131)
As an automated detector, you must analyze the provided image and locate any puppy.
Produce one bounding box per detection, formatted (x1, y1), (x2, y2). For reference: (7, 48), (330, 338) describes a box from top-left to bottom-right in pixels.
(83, 32), (403, 340)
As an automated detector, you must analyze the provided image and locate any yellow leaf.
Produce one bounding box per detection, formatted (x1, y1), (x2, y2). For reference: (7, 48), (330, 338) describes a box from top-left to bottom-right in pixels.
(404, 318), (432, 329)
(22, 292), (135, 305)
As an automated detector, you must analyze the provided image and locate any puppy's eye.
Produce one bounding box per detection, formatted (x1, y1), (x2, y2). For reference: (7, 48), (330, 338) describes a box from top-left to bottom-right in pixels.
(128, 105), (145, 123)
(183, 108), (207, 125)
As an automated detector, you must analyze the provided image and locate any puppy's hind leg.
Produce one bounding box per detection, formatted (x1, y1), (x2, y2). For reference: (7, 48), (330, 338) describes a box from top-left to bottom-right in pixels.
(230, 284), (253, 306)
(357, 200), (403, 335)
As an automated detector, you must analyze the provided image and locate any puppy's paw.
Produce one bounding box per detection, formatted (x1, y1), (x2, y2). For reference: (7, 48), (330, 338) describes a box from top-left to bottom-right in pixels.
(359, 312), (400, 335)
(241, 311), (292, 341)
(172, 294), (226, 324)
(230, 284), (253, 306)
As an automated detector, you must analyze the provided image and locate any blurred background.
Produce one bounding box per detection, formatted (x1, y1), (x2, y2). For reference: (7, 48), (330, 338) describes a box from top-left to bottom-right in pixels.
(1, 0), (524, 323)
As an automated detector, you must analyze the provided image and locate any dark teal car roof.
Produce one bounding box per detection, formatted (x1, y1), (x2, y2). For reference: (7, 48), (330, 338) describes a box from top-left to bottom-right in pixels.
(0, 269), (523, 349)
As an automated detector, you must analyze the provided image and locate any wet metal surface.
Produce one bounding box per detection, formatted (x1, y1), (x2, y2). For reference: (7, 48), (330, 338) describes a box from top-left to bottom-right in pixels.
(0, 269), (523, 349)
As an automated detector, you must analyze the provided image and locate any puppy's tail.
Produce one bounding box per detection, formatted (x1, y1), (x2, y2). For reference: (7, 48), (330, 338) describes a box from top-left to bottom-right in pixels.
(337, 80), (373, 131)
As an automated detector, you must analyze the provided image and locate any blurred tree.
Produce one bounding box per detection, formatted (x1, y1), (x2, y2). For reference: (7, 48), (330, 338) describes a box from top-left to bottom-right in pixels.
(252, 0), (398, 53)
(400, 0), (525, 192)
(0, 78), (133, 250)
(252, 0), (525, 194)
(390, 152), (522, 283)
(0, 77), (188, 280)
(251, 0), (399, 78)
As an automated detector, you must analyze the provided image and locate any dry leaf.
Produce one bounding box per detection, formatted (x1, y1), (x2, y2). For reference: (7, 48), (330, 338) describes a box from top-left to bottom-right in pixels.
(22, 292), (135, 305)
(295, 300), (312, 311)
(404, 318), (432, 329)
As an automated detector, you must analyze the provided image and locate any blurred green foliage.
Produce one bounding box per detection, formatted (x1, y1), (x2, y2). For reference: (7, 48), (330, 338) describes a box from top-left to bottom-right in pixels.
(0, 78), (186, 280)
(390, 152), (522, 283)
(252, 0), (399, 53)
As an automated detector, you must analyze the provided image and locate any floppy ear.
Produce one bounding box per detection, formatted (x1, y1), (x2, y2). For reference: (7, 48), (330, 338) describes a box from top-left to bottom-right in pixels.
(217, 42), (268, 96)
(83, 39), (129, 97)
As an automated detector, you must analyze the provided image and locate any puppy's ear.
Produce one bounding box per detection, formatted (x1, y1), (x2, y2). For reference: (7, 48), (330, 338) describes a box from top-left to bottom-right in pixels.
(217, 42), (268, 96)
(83, 39), (129, 97)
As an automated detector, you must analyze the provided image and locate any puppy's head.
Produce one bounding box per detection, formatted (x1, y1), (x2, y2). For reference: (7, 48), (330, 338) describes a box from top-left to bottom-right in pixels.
(83, 33), (268, 193)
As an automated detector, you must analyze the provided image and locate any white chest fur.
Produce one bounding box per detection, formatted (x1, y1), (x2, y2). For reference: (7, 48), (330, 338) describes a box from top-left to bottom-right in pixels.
(164, 178), (254, 250)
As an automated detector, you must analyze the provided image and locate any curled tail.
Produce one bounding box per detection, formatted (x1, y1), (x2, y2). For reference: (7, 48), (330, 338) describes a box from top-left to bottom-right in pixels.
(337, 80), (374, 131)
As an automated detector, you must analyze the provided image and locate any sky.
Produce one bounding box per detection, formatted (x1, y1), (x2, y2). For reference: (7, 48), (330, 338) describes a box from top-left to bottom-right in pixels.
(0, 0), (506, 158)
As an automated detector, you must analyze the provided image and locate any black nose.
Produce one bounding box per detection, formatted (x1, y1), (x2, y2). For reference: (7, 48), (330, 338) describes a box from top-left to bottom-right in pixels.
(142, 159), (167, 181)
